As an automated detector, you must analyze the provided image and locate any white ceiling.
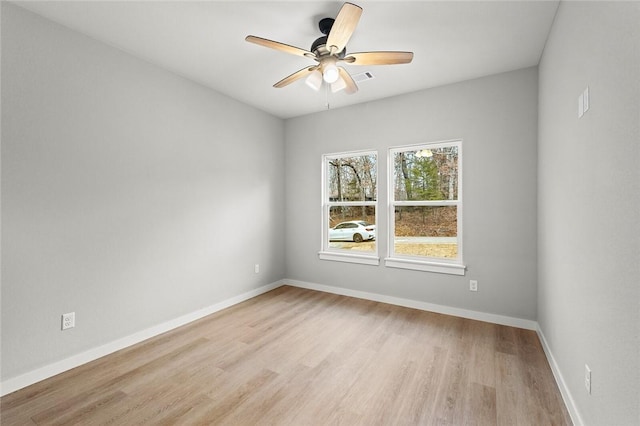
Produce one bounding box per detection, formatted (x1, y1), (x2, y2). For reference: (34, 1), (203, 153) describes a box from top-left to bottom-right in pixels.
(14, 1), (559, 119)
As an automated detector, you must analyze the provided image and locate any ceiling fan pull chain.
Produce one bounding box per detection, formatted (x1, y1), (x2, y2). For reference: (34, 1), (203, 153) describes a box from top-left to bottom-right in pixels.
(325, 83), (331, 110)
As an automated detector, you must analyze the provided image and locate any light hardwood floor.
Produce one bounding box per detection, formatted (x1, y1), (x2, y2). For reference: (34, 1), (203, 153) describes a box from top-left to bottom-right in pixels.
(1, 286), (572, 425)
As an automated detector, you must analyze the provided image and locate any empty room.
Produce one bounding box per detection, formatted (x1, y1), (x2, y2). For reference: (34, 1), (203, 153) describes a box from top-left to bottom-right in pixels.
(1, 1), (638, 425)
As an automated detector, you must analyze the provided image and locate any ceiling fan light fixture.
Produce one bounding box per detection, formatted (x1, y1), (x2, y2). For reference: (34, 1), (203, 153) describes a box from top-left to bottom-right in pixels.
(331, 76), (347, 93)
(415, 149), (433, 158)
(323, 65), (339, 83)
(322, 57), (340, 83)
(305, 69), (323, 91)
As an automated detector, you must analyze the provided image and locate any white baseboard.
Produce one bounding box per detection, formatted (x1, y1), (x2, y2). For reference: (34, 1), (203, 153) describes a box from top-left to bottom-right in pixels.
(536, 325), (584, 426)
(0, 280), (286, 396)
(284, 279), (538, 330)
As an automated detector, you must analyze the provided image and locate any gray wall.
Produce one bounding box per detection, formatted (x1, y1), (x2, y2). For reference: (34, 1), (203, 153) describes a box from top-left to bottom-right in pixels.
(538, 2), (640, 425)
(285, 67), (539, 320)
(4, 4), (638, 422)
(1, 3), (285, 380)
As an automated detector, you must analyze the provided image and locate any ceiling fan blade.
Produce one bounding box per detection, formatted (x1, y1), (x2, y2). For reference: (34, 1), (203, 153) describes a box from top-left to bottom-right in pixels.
(338, 67), (358, 94)
(327, 3), (363, 53)
(344, 51), (414, 65)
(274, 66), (319, 88)
(246, 35), (316, 59)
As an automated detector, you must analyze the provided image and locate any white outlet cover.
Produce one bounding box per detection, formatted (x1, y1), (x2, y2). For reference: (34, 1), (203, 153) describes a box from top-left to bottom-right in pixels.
(585, 364), (592, 394)
(62, 312), (75, 330)
(578, 93), (584, 117)
(583, 87), (590, 112)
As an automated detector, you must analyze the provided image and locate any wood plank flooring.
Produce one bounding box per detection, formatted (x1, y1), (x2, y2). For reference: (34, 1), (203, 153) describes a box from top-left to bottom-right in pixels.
(1, 286), (572, 425)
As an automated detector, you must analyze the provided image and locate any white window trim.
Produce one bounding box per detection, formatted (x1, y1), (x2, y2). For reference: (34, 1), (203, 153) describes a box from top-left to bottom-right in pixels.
(319, 150), (379, 266)
(318, 251), (380, 265)
(386, 140), (465, 275)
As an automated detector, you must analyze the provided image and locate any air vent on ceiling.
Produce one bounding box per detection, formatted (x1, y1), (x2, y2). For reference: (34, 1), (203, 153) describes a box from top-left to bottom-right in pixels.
(351, 71), (375, 82)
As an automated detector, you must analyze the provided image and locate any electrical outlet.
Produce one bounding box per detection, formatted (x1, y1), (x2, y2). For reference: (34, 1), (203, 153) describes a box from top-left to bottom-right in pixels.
(578, 87), (590, 118)
(61, 312), (75, 330)
(254, 264), (260, 274)
(585, 364), (591, 394)
(469, 280), (478, 292)
(578, 93), (584, 117)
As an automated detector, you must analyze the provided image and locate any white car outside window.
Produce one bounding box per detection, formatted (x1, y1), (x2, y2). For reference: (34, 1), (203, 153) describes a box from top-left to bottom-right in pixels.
(329, 221), (376, 243)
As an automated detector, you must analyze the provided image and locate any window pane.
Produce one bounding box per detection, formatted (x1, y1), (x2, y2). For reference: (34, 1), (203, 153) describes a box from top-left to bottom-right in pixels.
(328, 205), (376, 252)
(394, 206), (457, 258)
(327, 154), (377, 202)
(393, 146), (458, 201)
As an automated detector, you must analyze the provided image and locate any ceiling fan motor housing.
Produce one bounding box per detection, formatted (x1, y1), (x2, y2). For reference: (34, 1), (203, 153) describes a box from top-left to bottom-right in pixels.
(311, 18), (347, 58)
(311, 37), (346, 58)
(311, 36), (329, 53)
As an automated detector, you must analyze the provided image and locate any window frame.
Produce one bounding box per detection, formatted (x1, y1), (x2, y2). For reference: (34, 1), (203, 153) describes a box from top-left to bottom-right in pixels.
(386, 140), (465, 275)
(319, 149), (379, 266)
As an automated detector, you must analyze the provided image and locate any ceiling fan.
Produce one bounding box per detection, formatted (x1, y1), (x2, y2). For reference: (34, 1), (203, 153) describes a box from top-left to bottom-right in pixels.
(245, 2), (414, 94)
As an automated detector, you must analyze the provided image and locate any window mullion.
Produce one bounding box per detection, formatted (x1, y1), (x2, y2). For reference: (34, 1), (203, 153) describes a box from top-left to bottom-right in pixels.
(392, 200), (459, 207)
(328, 201), (377, 207)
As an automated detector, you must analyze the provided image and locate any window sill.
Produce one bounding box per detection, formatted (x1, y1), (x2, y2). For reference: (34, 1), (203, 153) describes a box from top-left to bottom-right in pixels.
(384, 257), (466, 275)
(318, 251), (380, 266)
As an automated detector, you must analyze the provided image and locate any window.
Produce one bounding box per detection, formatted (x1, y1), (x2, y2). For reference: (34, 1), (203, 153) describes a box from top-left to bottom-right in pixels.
(387, 140), (465, 275)
(320, 151), (378, 265)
